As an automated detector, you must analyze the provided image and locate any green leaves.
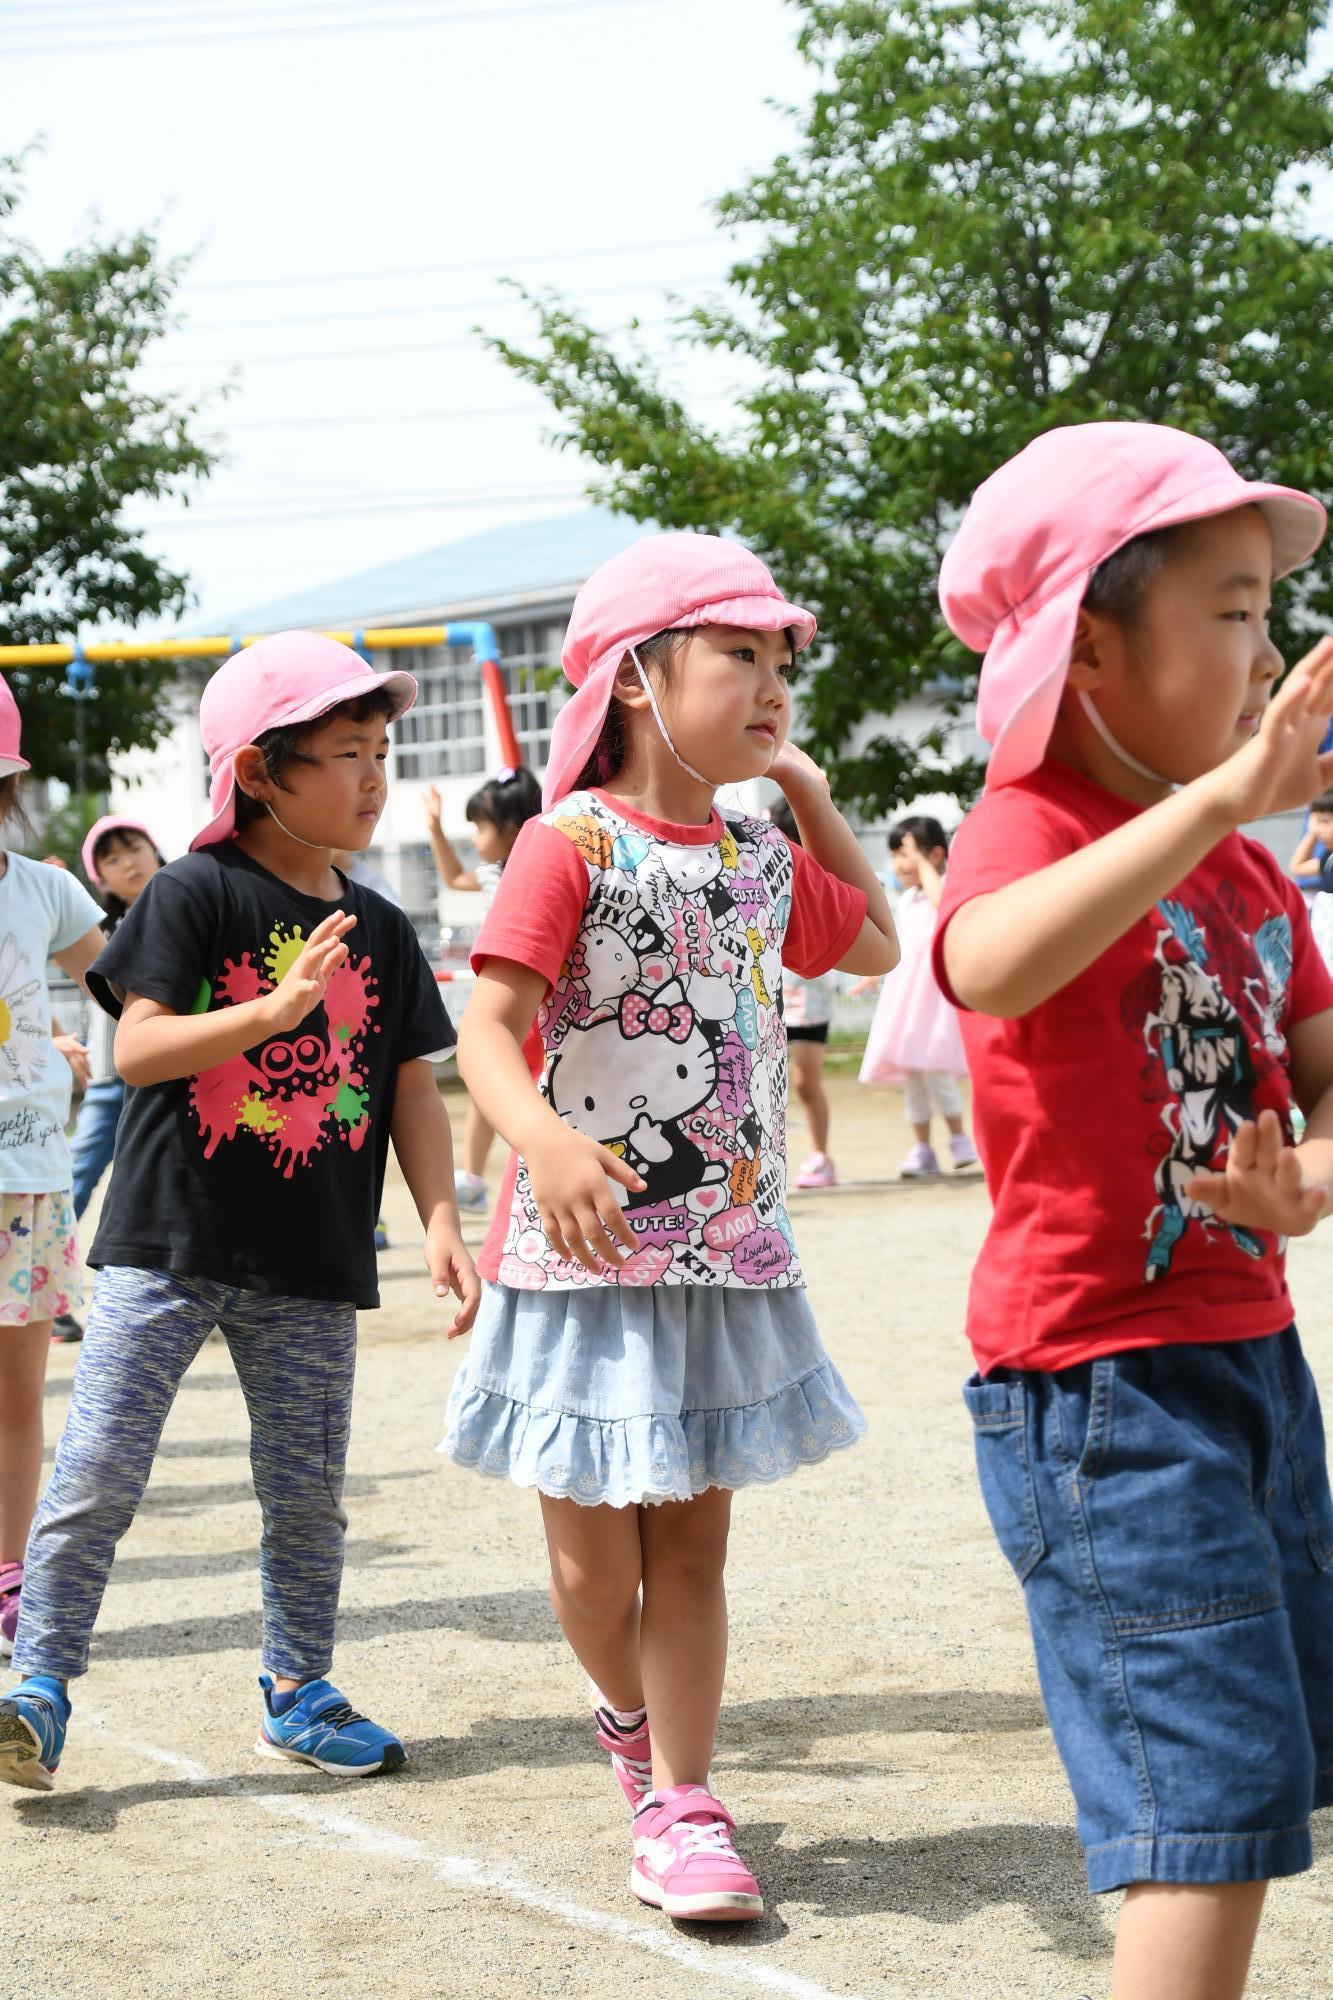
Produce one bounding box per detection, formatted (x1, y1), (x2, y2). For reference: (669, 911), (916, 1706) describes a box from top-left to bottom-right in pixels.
(489, 0), (1333, 812)
(0, 173), (216, 791)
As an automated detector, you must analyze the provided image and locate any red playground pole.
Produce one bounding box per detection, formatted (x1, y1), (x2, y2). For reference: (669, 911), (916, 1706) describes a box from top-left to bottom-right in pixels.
(481, 654), (524, 772)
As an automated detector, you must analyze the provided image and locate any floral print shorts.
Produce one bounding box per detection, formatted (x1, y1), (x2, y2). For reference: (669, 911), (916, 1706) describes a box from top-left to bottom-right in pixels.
(0, 1192), (82, 1326)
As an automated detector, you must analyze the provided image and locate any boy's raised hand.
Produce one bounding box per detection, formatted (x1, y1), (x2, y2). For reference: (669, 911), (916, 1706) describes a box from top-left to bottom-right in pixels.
(525, 1126), (646, 1272)
(259, 911), (356, 1035)
(1212, 636), (1333, 824)
(1184, 1107), (1328, 1238)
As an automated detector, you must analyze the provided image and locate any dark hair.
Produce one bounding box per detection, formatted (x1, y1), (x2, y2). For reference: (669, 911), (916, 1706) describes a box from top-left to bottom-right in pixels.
(465, 764), (542, 835)
(1312, 790), (1333, 815)
(93, 826), (168, 930)
(1081, 525), (1187, 626)
(889, 814), (949, 856)
(575, 629), (686, 790)
(0, 774), (32, 841)
(234, 689), (398, 829)
(768, 797), (801, 846)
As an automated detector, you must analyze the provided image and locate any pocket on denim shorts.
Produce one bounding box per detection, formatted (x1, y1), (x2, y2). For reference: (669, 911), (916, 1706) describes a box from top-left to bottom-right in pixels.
(963, 1374), (1046, 1582)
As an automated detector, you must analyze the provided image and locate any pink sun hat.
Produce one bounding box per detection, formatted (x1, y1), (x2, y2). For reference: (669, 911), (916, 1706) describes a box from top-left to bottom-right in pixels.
(190, 630), (417, 852)
(939, 421), (1327, 791)
(0, 674), (31, 781)
(81, 815), (159, 885)
(545, 533), (817, 808)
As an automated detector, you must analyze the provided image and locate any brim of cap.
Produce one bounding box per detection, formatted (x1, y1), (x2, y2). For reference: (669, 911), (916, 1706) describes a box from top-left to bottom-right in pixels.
(0, 755), (30, 781)
(189, 665), (417, 851)
(978, 477), (1327, 791)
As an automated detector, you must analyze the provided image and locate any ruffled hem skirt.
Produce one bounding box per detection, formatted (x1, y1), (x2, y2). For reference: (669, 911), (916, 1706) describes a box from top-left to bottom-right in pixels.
(440, 1280), (865, 1508)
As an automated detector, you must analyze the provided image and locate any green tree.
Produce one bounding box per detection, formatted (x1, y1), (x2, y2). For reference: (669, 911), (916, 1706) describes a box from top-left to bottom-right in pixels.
(0, 159), (216, 793)
(492, 0), (1333, 813)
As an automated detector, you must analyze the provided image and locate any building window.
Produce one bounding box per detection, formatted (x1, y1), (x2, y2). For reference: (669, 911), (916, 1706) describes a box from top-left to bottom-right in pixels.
(383, 644), (488, 782)
(492, 616), (568, 771)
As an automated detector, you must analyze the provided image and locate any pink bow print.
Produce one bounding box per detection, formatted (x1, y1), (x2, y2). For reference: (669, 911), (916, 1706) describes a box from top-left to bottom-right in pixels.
(620, 991), (693, 1042)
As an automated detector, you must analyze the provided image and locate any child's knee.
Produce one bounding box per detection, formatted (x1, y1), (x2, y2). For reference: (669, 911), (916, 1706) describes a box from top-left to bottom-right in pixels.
(548, 1555), (640, 1627)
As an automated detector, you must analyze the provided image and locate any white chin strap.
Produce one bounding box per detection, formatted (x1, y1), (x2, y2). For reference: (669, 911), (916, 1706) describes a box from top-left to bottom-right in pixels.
(264, 802), (332, 852)
(629, 645), (713, 788)
(1076, 691), (1170, 785)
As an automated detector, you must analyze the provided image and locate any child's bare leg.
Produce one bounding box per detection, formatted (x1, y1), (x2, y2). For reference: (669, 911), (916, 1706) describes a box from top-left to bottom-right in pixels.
(463, 1100), (494, 1181)
(945, 1115), (965, 1136)
(911, 1121), (932, 1143)
(790, 1042), (830, 1154)
(0, 1321), (53, 1562)
(540, 1494), (644, 1711)
(1111, 1881), (1267, 2000)
(638, 1486), (732, 1788)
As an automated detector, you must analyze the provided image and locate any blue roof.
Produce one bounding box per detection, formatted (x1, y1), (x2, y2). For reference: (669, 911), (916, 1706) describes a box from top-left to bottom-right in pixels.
(205, 508), (647, 633)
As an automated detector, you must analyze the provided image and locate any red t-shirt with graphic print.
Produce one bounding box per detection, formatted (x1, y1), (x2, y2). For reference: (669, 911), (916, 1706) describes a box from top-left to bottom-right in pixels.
(471, 789), (866, 1287)
(933, 760), (1333, 1375)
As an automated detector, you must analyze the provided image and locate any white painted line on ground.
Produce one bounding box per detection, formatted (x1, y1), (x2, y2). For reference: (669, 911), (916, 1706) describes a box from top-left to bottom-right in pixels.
(88, 1717), (870, 2000)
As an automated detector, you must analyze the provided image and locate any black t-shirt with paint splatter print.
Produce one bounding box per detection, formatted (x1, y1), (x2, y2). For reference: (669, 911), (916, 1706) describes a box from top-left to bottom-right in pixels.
(86, 844), (453, 1307)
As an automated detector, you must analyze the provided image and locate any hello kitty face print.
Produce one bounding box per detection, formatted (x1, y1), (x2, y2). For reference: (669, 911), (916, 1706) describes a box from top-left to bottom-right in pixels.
(494, 791), (821, 1292)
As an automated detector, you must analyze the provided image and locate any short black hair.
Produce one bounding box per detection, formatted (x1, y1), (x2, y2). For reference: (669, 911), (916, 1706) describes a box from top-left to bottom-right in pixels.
(465, 764), (542, 835)
(1081, 525), (1187, 626)
(1311, 790), (1333, 815)
(234, 689), (397, 828)
(889, 813), (949, 856)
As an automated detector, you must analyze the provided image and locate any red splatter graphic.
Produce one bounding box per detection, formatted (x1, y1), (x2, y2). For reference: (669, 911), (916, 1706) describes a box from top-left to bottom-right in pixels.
(215, 954), (265, 1007)
(270, 1083), (339, 1178)
(324, 957), (375, 1058)
(190, 1053), (267, 1159)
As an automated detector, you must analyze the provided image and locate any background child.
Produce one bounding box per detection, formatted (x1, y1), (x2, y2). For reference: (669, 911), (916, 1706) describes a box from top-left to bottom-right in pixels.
(937, 421), (1333, 2000)
(445, 536), (897, 1921)
(0, 680), (107, 1660)
(49, 818), (166, 1343)
(1289, 791), (1333, 979)
(769, 798), (839, 1188)
(423, 765), (542, 1210)
(857, 816), (976, 1177)
(0, 631), (479, 1791)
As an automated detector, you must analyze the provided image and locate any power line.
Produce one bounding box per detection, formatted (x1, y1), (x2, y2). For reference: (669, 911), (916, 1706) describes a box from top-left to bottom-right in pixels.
(178, 234), (722, 295)
(141, 314), (674, 370)
(175, 270), (725, 334)
(0, 0), (665, 55)
(220, 386), (736, 429)
(127, 484), (588, 530)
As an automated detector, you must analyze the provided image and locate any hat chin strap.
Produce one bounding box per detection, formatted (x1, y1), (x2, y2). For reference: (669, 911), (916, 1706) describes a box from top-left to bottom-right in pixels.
(1076, 690), (1171, 786)
(265, 801), (333, 853)
(629, 646), (714, 789)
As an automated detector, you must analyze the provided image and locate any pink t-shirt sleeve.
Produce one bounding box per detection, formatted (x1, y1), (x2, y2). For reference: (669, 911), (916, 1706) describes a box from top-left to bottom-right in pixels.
(932, 788), (1084, 1008)
(471, 819), (588, 987)
(781, 839), (868, 978)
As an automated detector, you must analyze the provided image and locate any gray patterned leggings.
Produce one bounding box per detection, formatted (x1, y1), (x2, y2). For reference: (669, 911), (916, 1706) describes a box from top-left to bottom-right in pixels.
(15, 1265), (357, 1682)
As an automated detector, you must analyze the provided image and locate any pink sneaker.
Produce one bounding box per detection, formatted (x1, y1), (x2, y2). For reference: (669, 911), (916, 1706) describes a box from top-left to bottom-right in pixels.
(592, 1694), (653, 1809)
(630, 1785), (763, 1920)
(794, 1152), (837, 1189)
(0, 1562), (22, 1660)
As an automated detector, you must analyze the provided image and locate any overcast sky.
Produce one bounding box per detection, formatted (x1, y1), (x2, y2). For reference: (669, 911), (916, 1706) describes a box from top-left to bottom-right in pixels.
(7, 0), (810, 628)
(7, 0), (1333, 638)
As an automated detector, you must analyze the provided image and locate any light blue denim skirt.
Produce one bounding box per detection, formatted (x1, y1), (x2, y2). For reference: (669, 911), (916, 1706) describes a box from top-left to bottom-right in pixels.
(440, 1280), (865, 1508)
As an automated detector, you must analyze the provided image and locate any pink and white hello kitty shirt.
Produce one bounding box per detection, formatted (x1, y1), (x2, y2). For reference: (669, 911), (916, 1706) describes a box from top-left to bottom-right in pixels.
(473, 790), (866, 1291)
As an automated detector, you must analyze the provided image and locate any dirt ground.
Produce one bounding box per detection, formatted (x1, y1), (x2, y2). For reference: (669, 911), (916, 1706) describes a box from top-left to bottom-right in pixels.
(8, 1065), (1333, 2000)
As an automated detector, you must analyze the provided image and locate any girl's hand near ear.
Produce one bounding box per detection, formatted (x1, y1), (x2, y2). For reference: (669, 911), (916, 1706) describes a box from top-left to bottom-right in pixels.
(769, 741), (830, 800)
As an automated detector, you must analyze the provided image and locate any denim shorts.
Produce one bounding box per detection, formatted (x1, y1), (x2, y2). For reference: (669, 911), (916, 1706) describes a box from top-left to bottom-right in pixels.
(964, 1328), (1333, 1892)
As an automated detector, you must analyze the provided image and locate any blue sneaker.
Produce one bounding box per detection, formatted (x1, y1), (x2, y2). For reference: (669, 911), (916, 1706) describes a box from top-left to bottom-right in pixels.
(0, 1675), (70, 1791)
(255, 1674), (404, 1777)
(454, 1171), (487, 1211)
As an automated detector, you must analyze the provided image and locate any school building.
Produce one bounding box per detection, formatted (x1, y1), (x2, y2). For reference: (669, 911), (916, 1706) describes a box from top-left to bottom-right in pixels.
(108, 509), (986, 964)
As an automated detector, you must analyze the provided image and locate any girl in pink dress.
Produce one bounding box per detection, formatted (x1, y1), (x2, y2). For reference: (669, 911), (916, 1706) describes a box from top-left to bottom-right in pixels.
(859, 816), (978, 1177)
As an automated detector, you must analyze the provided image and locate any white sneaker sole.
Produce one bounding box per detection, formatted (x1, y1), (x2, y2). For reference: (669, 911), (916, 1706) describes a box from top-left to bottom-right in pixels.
(0, 1710), (56, 1791)
(254, 1733), (402, 1778)
(629, 1864), (763, 1920)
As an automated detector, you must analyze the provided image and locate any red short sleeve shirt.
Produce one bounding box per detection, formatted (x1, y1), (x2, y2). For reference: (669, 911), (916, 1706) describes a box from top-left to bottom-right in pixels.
(933, 761), (1333, 1375)
(472, 788), (866, 1289)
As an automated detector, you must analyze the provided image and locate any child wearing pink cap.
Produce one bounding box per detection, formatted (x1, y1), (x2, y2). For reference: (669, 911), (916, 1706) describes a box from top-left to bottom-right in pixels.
(442, 533), (898, 1919)
(0, 678), (108, 1665)
(0, 633), (479, 1793)
(935, 422), (1333, 2000)
(47, 817), (168, 1343)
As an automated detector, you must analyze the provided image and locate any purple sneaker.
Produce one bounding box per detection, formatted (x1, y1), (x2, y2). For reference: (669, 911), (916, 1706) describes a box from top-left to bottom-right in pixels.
(0, 1563), (21, 1660)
